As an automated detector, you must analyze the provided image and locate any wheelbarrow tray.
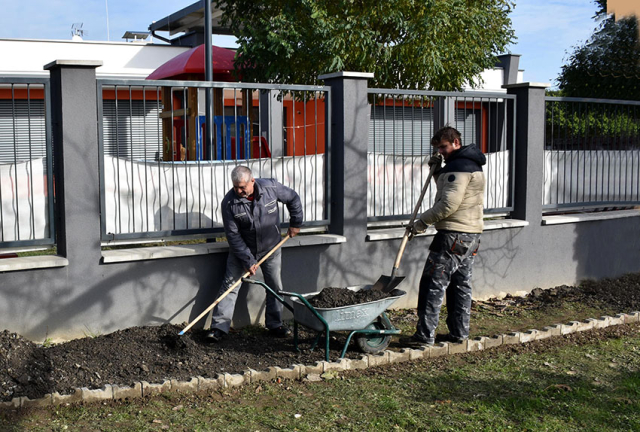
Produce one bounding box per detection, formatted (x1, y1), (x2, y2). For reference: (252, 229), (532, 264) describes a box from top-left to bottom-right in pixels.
(290, 285), (406, 332)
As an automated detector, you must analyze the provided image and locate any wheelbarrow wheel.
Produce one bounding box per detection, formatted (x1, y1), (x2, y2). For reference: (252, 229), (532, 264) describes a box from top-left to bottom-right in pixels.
(355, 316), (392, 354)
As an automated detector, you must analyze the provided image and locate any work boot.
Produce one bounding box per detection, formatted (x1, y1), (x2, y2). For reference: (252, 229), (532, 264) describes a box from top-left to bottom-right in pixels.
(399, 334), (434, 347)
(268, 325), (291, 338)
(205, 329), (226, 343)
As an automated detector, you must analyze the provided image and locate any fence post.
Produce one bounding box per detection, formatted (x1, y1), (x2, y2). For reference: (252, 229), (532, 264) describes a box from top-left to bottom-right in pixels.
(259, 90), (284, 157)
(44, 60), (102, 262)
(503, 82), (549, 224)
(318, 71), (373, 237)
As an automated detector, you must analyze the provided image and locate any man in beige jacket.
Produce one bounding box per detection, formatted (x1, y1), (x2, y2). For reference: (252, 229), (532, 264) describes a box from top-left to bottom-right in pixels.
(402, 126), (486, 346)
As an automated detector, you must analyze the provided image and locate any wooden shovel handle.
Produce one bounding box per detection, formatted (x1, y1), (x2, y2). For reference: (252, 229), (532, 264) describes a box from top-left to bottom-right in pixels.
(391, 162), (438, 272)
(179, 235), (290, 335)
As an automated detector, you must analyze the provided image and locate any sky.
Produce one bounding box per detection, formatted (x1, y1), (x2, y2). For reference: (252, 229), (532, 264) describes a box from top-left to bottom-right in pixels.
(0, 0), (603, 88)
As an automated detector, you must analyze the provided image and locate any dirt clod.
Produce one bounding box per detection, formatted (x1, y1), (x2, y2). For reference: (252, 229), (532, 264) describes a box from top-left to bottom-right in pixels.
(308, 287), (397, 308)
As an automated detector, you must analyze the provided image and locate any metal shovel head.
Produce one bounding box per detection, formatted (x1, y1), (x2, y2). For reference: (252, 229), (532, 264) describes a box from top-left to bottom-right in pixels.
(372, 274), (406, 293)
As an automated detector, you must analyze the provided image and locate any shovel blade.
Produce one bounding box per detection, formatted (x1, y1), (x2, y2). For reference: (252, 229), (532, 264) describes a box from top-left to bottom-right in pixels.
(372, 274), (406, 293)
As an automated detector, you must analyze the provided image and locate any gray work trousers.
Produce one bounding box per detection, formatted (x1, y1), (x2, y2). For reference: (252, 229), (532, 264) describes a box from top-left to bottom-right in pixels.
(415, 232), (481, 341)
(210, 249), (284, 333)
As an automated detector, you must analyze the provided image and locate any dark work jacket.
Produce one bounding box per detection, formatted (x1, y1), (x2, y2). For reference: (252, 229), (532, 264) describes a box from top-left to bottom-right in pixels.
(222, 178), (303, 270)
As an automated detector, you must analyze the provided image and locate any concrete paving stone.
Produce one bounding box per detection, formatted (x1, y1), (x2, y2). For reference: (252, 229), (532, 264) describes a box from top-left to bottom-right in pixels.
(274, 366), (301, 380)
(293, 364), (307, 377)
(224, 373), (245, 388)
(197, 375), (224, 391)
(51, 389), (83, 406)
(576, 319), (596, 332)
(447, 340), (468, 354)
(81, 385), (113, 402)
(0, 398), (22, 409)
(520, 329), (538, 343)
(171, 377), (199, 392)
(594, 316), (612, 329)
(304, 362), (325, 375)
(251, 367), (277, 383)
(141, 380), (171, 397)
(406, 347), (428, 360)
(624, 312), (640, 324)
(388, 349), (411, 364)
(502, 333), (520, 345)
(484, 335), (503, 349)
(113, 383), (142, 400)
(428, 343), (448, 358)
(345, 356), (368, 370)
(537, 325), (561, 340)
(324, 358), (349, 372)
(467, 337), (484, 352)
(367, 352), (390, 367)
(21, 394), (52, 408)
(611, 314), (626, 326)
(562, 321), (580, 335)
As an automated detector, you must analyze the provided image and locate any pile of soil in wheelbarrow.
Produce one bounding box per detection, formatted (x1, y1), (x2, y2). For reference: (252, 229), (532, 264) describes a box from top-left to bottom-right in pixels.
(308, 287), (398, 309)
(1, 272), (639, 403)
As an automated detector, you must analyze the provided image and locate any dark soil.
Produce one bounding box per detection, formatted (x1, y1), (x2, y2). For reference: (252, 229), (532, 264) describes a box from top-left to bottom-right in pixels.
(1, 272), (640, 403)
(308, 287), (398, 309)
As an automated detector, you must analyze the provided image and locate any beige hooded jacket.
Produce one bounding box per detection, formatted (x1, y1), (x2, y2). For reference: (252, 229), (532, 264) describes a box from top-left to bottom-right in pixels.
(418, 144), (486, 233)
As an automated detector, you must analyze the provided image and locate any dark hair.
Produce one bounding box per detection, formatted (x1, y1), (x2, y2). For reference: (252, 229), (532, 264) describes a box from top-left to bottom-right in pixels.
(431, 126), (462, 147)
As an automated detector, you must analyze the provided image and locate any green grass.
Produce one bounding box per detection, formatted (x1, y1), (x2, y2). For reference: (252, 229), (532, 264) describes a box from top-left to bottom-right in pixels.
(5, 326), (640, 431)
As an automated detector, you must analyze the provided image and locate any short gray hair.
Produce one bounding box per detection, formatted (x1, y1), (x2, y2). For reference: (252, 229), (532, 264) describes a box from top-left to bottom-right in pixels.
(231, 166), (253, 184)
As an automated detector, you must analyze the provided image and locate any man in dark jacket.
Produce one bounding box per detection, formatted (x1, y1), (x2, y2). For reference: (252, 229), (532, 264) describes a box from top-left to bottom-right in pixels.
(402, 126), (486, 346)
(206, 166), (303, 342)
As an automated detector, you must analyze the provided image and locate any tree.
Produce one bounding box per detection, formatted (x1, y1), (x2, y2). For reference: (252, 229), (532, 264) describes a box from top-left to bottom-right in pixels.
(216, 0), (515, 90)
(557, 0), (640, 100)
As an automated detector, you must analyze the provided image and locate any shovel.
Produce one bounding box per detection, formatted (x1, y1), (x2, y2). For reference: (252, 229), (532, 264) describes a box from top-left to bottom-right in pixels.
(178, 235), (290, 335)
(372, 161), (439, 293)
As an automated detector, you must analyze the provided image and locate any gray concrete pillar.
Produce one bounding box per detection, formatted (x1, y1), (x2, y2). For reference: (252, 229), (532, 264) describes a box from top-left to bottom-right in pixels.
(503, 82), (549, 225)
(318, 71), (373, 238)
(496, 54), (521, 85)
(44, 60), (102, 263)
(433, 97), (456, 131)
(259, 90), (284, 157)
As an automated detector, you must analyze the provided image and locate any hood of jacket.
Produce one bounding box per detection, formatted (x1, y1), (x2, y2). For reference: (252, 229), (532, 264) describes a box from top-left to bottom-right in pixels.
(441, 143), (486, 174)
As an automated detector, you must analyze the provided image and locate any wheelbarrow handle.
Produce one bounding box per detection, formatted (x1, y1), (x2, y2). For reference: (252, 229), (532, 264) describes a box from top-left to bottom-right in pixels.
(242, 278), (295, 313)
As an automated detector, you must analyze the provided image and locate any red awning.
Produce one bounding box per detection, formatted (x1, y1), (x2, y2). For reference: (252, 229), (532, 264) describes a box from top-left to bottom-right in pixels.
(146, 44), (240, 81)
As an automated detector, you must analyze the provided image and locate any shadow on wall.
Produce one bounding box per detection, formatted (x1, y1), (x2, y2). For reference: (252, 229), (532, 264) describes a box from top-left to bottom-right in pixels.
(573, 217), (640, 283)
(8, 254), (226, 341)
(154, 206), (222, 232)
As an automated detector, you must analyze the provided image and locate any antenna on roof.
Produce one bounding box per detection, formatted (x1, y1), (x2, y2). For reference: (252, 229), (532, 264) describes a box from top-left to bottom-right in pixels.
(71, 23), (85, 41)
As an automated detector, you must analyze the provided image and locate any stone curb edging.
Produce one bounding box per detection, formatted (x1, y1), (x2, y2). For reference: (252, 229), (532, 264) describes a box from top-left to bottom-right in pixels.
(3, 311), (639, 409)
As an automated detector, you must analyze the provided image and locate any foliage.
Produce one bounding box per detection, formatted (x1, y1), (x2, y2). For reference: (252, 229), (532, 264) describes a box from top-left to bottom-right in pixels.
(546, 100), (640, 149)
(557, 1), (640, 100)
(216, 0), (515, 90)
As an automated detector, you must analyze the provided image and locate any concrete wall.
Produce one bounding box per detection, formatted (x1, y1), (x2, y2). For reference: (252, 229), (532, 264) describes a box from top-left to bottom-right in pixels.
(0, 65), (638, 342)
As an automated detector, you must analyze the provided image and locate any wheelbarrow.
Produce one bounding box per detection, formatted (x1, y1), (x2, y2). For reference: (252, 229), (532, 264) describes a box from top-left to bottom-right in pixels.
(243, 278), (406, 362)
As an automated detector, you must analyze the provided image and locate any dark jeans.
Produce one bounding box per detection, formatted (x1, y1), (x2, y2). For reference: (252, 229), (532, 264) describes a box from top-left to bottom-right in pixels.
(210, 248), (283, 333)
(415, 232), (481, 341)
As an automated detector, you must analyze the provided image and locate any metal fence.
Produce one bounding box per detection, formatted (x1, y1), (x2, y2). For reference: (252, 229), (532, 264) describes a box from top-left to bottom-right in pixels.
(0, 78), (55, 249)
(545, 97), (640, 211)
(367, 89), (516, 222)
(96, 79), (330, 241)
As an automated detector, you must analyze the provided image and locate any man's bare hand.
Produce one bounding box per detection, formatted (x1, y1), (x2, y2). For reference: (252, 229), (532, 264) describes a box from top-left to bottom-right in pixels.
(288, 227), (300, 238)
(247, 264), (258, 276)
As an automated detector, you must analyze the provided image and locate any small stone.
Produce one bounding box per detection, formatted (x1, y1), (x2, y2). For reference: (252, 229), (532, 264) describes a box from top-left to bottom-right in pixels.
(305, 373), (322, 382)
